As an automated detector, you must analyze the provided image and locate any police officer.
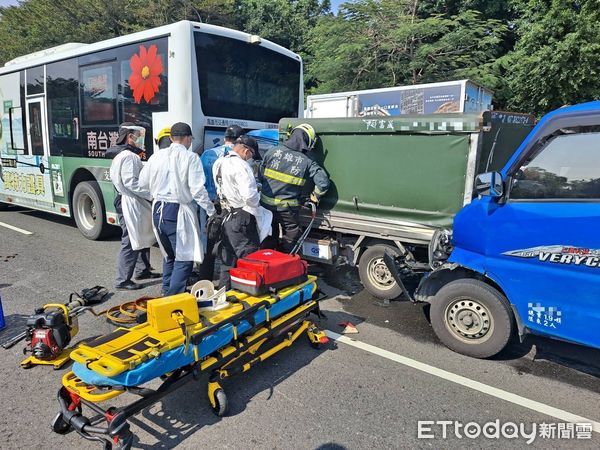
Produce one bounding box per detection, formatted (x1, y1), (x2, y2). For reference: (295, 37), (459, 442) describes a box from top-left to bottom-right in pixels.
(213, 135), (271, 288)
(107, 123), (159, 290)
(139, 122), (215, 296)
(259, 123), (330, 252)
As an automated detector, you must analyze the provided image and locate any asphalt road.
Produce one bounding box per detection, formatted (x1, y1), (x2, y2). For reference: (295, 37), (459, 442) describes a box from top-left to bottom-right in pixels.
(0, 207), (598, 449)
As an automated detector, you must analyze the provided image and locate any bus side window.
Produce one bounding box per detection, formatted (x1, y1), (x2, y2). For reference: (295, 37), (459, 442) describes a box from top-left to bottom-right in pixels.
(26, 66), (44, 96)
(47, 58), (81, 156)
(18, 71), (29, 155)
(80, 62), (117, 126)
(8, 106), (26, 152)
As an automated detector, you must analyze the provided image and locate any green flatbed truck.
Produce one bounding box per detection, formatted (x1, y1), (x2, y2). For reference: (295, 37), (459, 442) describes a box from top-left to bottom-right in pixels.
(280, 111), (534, 298)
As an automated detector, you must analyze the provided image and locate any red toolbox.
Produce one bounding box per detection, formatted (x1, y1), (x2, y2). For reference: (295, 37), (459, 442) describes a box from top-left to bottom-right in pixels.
(230, 250), (308, 295)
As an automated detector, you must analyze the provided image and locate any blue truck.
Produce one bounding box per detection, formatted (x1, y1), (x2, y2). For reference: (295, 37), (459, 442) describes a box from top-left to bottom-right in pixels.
(385, 101), (600, 358)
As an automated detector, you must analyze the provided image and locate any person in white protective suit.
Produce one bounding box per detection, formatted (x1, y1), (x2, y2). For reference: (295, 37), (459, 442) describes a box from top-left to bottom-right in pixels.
(139, 122), (215, 296)
(107, 123), (159, 291)
(213, 135), (272, 289)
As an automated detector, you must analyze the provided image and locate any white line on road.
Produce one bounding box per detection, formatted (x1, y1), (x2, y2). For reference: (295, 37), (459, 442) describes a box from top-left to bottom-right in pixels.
(326, 330), (600, 433)
(0, 221), (32, 235)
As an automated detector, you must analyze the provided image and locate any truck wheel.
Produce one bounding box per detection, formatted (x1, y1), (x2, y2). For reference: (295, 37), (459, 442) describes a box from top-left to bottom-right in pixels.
(430, 279), (514, 358)
(358, 244), (403, 299)
(72, 181), (110, 240)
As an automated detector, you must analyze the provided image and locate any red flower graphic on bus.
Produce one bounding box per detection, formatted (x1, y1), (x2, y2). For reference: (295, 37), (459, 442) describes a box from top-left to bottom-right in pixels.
(129, 44), (163, 104)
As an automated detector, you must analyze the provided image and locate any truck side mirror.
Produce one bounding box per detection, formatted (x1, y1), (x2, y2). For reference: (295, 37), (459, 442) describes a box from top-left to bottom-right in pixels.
(475, 172), (504, 198)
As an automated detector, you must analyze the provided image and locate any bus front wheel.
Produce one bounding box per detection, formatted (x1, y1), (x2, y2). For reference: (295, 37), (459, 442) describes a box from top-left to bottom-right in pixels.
(72, 181), (110, 240)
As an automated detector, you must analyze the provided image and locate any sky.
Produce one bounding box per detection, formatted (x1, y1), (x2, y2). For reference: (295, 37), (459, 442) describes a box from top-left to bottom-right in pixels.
(330, 0), (345, 12)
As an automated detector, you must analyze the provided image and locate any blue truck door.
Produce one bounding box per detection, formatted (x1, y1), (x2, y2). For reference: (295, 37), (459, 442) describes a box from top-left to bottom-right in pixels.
(483, 130), (600, 349)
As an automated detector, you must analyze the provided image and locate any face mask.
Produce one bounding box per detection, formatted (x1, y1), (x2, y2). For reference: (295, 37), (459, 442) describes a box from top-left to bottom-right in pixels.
(123, 125), (146, 151)
(134, 134), (145, 149)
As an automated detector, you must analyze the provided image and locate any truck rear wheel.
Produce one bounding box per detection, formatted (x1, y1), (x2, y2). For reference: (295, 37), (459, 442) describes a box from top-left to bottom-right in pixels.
(72, 181), (110, 240)
(358, 244), (403, 299)
(430, 279), (514, 358)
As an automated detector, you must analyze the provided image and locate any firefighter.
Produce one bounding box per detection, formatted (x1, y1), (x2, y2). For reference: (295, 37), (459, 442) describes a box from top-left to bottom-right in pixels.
(259, 123), (330, 252)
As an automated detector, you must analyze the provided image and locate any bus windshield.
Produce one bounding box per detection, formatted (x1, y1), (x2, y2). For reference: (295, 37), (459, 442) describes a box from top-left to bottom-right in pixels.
(194, 32), (301, 124)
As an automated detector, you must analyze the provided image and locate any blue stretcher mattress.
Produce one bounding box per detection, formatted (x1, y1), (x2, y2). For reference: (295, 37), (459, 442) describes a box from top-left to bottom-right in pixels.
(72, 283), (314, 387)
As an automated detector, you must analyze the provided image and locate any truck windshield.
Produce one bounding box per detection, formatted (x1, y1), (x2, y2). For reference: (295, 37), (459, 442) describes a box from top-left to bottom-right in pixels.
(194, 32), (301, 123)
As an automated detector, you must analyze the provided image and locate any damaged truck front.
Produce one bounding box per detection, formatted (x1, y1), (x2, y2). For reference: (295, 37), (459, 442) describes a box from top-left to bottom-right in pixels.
(281, 111), (533, 300)
(389, 102), (600, 358)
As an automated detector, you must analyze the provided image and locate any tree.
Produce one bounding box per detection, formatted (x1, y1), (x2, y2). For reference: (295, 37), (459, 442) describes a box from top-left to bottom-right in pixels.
(306, 0), (506, 94)
(416, 0), (512, 20)
(0, 0), (238, 65)
(502, 0), (600, 114)
(236, 0), (330, 53)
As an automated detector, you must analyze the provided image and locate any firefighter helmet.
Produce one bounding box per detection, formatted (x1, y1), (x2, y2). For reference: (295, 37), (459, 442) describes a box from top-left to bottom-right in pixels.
(293, 123), (317, 150)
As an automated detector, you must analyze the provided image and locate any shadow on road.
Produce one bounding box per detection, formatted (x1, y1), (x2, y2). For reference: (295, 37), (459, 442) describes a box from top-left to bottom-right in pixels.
(127, 316), (350, 449)
(322, 266), (600, 390)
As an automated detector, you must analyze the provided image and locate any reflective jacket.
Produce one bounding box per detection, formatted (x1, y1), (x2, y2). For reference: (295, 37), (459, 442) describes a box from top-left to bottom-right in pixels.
(259, 144), (330, 210)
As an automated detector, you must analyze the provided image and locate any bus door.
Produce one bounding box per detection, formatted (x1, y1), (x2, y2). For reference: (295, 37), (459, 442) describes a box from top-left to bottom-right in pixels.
(22, 96), (53, 205)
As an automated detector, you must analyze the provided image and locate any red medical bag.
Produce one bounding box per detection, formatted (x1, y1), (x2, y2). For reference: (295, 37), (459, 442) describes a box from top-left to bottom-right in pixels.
(230, 250), (308, 295)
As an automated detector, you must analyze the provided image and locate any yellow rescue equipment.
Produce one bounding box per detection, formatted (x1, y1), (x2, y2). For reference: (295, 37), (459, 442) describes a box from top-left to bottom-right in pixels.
(52, 276), (328, 449)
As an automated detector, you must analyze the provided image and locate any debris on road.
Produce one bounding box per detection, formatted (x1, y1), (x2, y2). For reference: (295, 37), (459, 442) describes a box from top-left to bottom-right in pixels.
(338, 321), (359, 334)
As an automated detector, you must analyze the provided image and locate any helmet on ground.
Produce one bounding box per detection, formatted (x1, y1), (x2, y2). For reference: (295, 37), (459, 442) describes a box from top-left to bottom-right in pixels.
(293, 123), (317, 150)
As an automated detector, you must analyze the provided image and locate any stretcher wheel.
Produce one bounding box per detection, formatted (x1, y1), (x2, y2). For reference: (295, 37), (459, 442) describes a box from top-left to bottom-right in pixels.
(211, 389), (229, 417)
(51, 412), (71, 434)
(309, 338), (322, 349)
(113, 436), (133, 450)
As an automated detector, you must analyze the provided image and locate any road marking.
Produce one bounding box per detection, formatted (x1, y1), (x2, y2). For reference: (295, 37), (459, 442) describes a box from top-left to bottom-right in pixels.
(326, 330), (600, 433)
(0, 221), (32, 235)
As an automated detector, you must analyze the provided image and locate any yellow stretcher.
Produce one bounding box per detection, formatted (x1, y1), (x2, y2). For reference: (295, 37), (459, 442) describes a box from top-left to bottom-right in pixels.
(52, 276), (328, 450)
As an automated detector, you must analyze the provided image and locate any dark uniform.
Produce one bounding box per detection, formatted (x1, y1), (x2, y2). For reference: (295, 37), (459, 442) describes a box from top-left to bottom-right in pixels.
(259, 126), (330, 252)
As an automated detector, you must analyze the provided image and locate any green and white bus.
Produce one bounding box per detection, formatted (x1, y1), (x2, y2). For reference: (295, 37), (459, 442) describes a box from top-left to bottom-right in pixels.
(0, 20), (302, 239)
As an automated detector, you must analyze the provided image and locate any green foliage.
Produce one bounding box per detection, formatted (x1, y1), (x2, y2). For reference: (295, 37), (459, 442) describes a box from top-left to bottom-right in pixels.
(416, 0), (513, 20)
(306, 0), (506, 94)
(236, 0), (330, 53)
(1, 0), (599, 115)
(501, 0), (600, 114)
(0, 0), (238, 64)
